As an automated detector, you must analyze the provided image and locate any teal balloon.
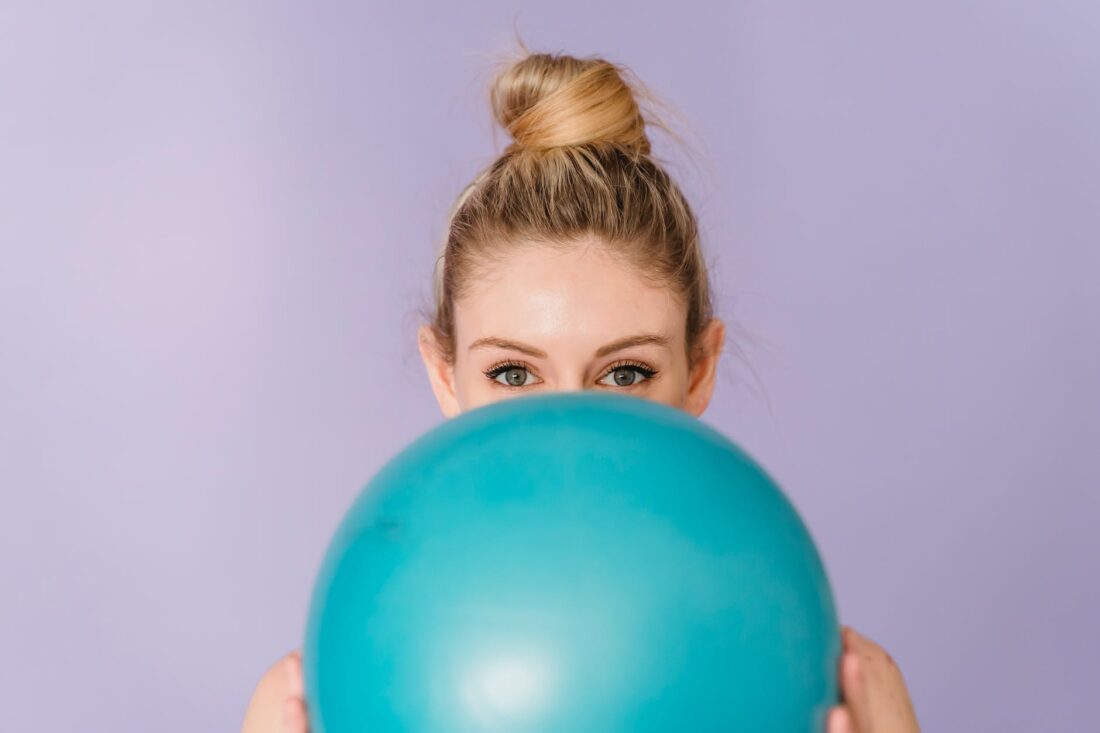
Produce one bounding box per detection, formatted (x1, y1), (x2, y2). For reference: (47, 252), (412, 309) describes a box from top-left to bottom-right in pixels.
(304, 392), (840, 733)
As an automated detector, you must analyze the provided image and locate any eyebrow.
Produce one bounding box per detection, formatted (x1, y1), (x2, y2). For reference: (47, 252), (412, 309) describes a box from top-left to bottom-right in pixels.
(468, 334), (671, 359)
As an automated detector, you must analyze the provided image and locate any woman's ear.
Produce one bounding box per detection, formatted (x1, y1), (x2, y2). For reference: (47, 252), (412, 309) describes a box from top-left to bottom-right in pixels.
(684, 317), (726, 417)
(418, 324), (461, 418)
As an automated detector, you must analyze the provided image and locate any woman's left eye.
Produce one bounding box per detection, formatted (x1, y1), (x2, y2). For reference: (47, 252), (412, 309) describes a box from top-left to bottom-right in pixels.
(598, 364), (656, 388)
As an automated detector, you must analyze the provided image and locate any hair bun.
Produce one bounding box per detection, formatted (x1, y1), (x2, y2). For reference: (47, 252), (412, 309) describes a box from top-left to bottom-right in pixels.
(490, 52), (651, 155)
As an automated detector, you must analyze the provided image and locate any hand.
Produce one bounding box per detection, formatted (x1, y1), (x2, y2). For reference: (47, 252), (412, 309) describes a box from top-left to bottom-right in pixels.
(826, 625), (920, 733)
(282, 650), (309, 733)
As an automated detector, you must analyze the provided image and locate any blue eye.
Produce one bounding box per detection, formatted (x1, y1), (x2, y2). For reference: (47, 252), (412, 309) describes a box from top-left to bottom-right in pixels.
(598, 363), (656, 388)
(497, 367), (532, 387)
(485, 362), (541, 388)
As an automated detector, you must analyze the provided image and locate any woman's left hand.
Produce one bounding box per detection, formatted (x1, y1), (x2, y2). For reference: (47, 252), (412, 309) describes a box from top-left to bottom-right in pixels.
(826, 625), (921, 733)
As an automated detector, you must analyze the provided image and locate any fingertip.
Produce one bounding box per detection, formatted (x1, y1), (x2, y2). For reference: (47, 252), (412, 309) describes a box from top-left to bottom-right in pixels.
(827, 705), (854, 733)
(839, 651), (863, 704)
(850, 626), (880, 651)
(282, 656), (294, 688)
(840, 625), (857, 651)
(282, 697), (308, 733)
(843, 650), (860, 682)
(284, 654), (304, 699)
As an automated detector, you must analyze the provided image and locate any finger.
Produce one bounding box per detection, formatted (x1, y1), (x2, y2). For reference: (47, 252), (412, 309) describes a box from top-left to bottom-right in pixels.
(282, 696), (309, 733)
(847, 627), (898, 671)
(844, 626), (879, 657)
(844, 628), (921, 733)
(841, 650), (874, 733)
(285, 652), (304, 700)
(840, 625), (856, 652)
(827, 705), (857, 733)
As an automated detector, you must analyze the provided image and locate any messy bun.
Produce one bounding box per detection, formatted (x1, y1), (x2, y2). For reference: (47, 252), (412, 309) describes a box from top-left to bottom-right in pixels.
(490, 54), (651, 155)
(429, 49), (714, 367)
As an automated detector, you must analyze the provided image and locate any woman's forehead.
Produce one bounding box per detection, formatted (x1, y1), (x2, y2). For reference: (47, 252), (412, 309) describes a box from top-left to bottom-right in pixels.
(454, 244), (686, 354)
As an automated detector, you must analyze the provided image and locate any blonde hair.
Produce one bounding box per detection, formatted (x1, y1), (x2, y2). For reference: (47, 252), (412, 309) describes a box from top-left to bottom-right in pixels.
(429, 49), (715, 367)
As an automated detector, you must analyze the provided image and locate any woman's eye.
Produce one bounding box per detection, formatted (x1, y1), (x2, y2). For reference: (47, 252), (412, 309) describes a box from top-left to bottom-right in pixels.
(598, 366), (653, 388)
(493, 367), (536, 387)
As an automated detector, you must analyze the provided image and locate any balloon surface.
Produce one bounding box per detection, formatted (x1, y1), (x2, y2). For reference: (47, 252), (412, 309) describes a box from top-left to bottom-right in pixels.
(304, 392), (839, 732)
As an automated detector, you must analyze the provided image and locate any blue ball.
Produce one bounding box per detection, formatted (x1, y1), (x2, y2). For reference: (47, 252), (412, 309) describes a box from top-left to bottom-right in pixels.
(304, 391), (840, 732)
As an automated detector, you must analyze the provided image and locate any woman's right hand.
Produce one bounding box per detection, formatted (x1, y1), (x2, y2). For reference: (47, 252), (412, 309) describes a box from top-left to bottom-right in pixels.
(240, 649), (309, 733)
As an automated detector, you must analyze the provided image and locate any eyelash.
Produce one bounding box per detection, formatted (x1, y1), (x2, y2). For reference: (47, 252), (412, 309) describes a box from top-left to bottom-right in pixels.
(482, 359), (659, 389)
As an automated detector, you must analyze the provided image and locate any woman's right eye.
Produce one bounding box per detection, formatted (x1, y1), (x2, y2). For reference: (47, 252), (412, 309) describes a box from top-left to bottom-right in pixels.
(493, 366), (534, 387)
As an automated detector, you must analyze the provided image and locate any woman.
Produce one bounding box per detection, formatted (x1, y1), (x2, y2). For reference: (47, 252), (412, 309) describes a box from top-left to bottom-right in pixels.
(242, 50), (920, 733)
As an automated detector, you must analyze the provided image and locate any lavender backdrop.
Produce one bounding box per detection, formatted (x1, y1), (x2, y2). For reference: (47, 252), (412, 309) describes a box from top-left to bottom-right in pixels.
(2, 2), (1097, 731)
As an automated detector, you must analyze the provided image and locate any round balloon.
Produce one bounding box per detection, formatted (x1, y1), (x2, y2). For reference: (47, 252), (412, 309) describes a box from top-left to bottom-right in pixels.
(303, 391), (840, 732)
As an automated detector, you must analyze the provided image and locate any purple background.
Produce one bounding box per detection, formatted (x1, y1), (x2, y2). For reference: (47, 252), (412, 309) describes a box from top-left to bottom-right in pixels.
(2, 2), (1097, 731)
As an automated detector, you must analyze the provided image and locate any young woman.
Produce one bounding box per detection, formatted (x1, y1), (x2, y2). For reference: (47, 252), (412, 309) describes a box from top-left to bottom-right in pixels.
(242, 51), (920, 733)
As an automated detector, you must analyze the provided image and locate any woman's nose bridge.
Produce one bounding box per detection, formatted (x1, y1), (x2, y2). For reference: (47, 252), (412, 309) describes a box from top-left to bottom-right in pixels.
(552, 365), (589, 392)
